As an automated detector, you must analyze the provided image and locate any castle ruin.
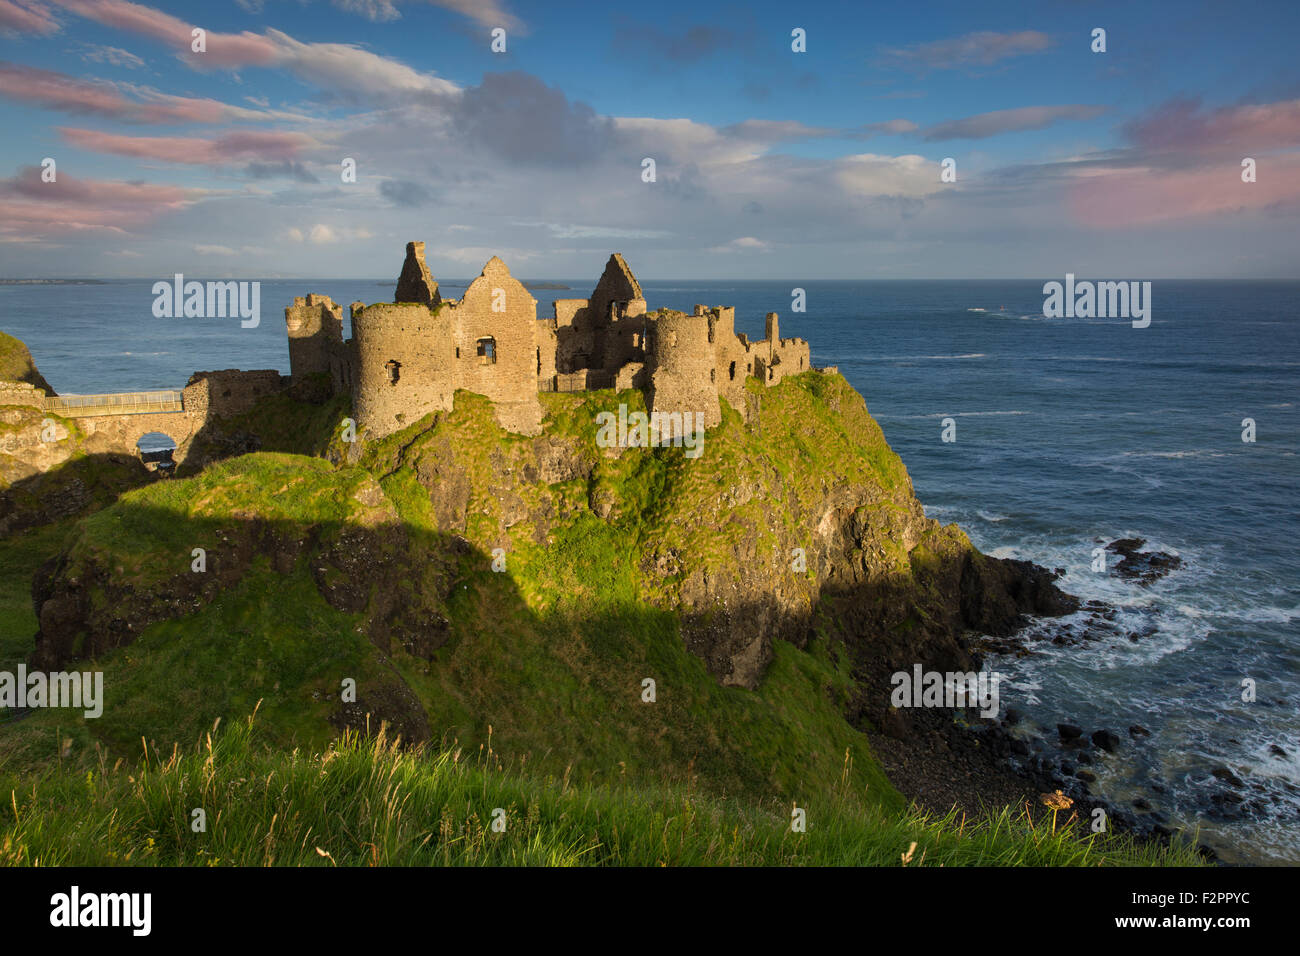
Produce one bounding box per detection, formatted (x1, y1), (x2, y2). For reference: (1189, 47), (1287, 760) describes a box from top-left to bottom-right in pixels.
(285, 242), (812, 438)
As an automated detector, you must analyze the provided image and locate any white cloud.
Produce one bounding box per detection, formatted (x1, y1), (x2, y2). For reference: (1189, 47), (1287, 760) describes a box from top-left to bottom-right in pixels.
(710, 236), (770, 253)
(265, 28), (461, 102)
(834, 153), (942, 198)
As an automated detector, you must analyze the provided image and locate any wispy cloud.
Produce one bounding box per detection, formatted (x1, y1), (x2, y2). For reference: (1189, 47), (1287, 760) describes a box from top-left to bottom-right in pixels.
(0, 62), (309, 123)
(1122, 96), (1300, 153)
(50, 0), (281, 67)
(611, 19), (745, 63)
(0, 166), (205, 237)
(330, 0), (524, 31)
(921, 104), (1106, 140)
(46, 1), (461, 101)
(883, 30), (1052, 70)
(77, 43), (145, 68)
(59, 127), (315, 164)
(0, 0), (60, 35)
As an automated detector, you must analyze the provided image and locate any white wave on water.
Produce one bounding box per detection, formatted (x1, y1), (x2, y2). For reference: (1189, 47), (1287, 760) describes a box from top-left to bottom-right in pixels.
(1114, 449), (1228, 460)
(890, 410), (1029, 420)
(1223, 605), (1300, 624)
(968, 520), (1300, 862)
(977, 510), (1010, 522)
(855, 353), (988, 361)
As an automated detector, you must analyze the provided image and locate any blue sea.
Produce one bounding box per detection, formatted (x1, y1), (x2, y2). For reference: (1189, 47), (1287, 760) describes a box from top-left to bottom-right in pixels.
(2, 277), (1297, 863)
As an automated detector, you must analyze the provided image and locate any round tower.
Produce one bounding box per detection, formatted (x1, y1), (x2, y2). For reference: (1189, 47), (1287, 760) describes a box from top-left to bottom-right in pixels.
(646, 310), (721, 428)
(351, 302), (454, 438)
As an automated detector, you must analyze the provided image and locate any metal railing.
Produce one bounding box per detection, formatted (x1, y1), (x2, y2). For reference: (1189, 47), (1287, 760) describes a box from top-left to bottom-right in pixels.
(46, 390), (184, 417)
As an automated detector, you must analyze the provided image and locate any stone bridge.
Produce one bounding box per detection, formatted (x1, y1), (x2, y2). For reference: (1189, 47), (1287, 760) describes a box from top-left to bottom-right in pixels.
(1, 370), (286, 473)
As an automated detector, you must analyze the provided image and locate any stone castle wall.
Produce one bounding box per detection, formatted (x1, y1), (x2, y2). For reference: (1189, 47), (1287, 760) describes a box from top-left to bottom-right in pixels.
(285, 242), (816, 442)
(285, 294), (343, 385)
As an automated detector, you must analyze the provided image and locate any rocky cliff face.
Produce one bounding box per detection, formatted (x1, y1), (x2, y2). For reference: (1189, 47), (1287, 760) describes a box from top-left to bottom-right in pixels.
(27, 374), (1077, 745)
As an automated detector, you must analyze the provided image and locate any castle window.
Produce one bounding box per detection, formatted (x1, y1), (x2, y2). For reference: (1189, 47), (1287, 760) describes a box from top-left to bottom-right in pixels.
(710, 368), (716, 383)
(477, 337), (497, 365)
(386, 359), (401, 385)
(729, 361), (736, 381)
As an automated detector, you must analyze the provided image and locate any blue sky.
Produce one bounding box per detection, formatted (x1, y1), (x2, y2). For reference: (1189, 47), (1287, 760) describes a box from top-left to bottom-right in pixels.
(1, 0), (1298, 278)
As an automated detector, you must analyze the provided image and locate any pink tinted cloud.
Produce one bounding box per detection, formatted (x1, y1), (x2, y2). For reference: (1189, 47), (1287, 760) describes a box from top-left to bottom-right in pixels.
(1069, 156), (1300, 228)
(0, 0), (59, 34)
(0, 62), (286, 123)
(0, 166), (204, 236)
(1124, 97), (1300, 153)
(59, 126), (314, 163)
(51, 0), (279, 67)
(1069, 96), (1300, 228)
(48, 0), (459, 99)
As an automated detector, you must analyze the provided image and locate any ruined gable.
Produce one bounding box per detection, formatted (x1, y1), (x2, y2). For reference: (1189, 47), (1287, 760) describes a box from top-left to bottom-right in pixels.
(587, 253), (645, 326)
(394, 241), (441, 307)
(450, 256), (543, 434)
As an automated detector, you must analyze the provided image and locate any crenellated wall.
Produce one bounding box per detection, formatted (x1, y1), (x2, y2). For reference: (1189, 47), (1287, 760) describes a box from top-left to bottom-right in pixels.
(285, 294), (343, 386)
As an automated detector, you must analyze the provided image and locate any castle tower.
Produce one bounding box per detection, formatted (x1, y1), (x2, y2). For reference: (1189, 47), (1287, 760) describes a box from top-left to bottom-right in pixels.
(646, 310), (721, 429)
(284, 294), (343, 385)
(765, 312), (779, 343)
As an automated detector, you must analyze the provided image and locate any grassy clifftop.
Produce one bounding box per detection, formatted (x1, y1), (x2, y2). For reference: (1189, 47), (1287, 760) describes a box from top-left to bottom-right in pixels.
(0, 371), (1188, 865)
(0, 330), (55, 395)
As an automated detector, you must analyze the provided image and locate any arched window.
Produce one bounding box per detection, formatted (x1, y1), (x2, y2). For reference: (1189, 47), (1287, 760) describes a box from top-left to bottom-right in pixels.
(729, 361), (737, 381)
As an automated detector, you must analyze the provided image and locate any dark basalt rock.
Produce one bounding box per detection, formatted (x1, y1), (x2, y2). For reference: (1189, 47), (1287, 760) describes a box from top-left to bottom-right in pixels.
(1104, 537), (1183, 585)
(1092, 729), (1122, 753)
(1212, 766), (1245, 788)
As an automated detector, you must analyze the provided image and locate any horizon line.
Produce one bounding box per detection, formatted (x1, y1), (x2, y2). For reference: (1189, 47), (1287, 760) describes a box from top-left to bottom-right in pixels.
(4, 276), (1300, 283)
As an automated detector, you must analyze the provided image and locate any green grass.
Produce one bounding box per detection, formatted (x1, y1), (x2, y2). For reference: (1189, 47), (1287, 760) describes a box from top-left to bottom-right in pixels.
(0, 373), (1206, 867)
(0, 520), (78, 669)
(0, 330), (54, 393)
(0, 715), (1201, 866)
